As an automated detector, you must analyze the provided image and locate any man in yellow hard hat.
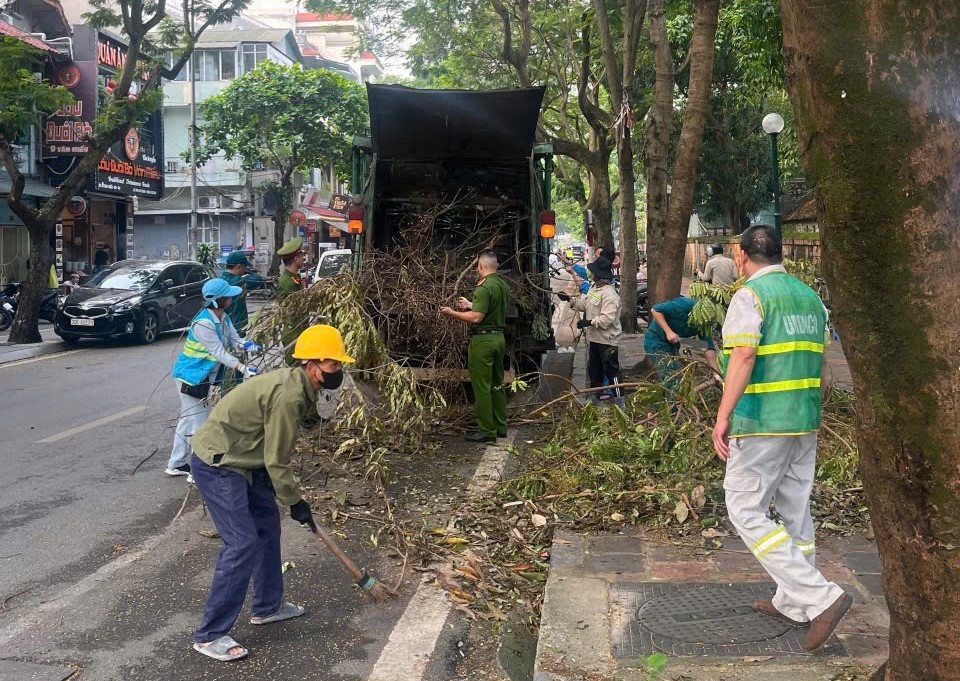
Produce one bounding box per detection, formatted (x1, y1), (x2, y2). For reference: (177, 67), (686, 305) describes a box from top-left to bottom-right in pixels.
(188, 324), (354, 662)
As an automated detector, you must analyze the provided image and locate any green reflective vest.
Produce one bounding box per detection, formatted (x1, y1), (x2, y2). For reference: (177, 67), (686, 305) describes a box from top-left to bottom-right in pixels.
(726, 271), (826, 436)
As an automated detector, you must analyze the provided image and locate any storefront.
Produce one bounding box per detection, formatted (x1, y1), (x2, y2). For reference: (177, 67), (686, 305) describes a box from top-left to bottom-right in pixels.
(42, 26), (162, 279)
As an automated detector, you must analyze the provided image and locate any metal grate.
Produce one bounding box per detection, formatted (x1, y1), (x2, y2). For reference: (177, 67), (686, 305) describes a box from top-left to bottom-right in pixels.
(610, 582), (846, 658)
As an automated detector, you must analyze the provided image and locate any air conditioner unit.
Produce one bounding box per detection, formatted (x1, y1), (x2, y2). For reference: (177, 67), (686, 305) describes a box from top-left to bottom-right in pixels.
(198, 195), (219, 209)
(230, 194), (245, 208)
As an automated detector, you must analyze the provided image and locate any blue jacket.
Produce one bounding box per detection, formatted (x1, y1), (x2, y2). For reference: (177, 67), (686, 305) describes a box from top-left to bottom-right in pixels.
(172, 309), (233, 386)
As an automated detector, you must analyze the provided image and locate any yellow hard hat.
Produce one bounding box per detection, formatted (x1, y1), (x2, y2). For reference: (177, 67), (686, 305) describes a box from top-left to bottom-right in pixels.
(292, 324), (355, 363)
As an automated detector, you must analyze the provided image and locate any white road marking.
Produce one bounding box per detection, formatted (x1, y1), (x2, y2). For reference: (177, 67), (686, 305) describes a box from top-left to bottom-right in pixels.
(0, 349), (82, 369)
(38, 406), (146, 444)
(368, 432), (517, 681)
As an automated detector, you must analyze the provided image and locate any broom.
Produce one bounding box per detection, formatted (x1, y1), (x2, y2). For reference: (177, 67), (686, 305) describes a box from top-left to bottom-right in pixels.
(305, 515), (399, 601)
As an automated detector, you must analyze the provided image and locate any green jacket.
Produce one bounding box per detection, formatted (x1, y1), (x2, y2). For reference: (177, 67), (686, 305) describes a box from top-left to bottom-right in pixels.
(191, 367), (318, 505)
(726, 272), (826, 437)
(276, 268), (304, 300)
(219, 269), (265, 334)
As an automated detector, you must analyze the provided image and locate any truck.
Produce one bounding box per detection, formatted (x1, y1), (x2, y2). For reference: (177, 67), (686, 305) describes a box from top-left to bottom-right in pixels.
(348, 84), (556, 373)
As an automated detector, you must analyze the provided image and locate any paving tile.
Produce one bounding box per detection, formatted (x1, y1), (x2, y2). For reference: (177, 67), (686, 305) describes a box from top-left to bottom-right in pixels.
(0, 660), (75, 681)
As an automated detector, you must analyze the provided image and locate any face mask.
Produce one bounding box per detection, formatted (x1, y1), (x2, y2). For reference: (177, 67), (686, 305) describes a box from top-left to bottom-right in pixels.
(320, 368), (344, 391)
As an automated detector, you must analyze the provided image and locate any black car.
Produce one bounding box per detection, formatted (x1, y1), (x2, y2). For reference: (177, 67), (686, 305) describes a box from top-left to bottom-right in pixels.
(54, 260), (215, 344)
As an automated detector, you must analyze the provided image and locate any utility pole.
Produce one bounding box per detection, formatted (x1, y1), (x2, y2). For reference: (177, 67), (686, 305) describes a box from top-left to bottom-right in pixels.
(189, 11), (198, 260)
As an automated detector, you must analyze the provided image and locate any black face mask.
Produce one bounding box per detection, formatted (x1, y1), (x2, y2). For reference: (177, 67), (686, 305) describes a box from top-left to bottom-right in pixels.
(320, 368), (344, 391)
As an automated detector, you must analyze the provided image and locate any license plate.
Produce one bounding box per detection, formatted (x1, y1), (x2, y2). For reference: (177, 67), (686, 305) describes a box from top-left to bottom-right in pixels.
(70, 318), (95, 327)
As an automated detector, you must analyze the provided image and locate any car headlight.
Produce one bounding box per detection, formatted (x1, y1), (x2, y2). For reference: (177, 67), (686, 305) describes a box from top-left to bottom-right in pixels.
(57, 296), (66, 310)
(112, 296), (141, 313)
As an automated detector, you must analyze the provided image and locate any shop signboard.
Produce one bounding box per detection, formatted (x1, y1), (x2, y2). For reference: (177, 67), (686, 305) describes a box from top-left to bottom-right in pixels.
(328, 194), (349, 214)
(43, 28), (163, 199)
(44, 61), (97, 156)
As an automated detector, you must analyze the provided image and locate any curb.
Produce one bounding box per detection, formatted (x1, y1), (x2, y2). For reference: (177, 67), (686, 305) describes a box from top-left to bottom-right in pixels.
(0, 341), (68, 366)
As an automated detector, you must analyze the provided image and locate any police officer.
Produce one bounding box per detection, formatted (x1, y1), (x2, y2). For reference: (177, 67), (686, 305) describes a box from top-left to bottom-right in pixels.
(220, 251), (265, 335)
(276, 236), (305, 300)
(189, 325), (354, 661)
(713, 225), (851, 652)
(440, 249), (509, 443)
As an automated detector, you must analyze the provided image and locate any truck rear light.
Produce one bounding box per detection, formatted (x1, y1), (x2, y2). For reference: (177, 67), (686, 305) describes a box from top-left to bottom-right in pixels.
(539, 210), (556, 239)
(347, 205), (363, 235)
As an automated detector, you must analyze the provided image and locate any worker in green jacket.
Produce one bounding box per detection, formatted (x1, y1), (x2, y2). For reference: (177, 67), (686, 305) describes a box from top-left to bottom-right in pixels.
(220, 250), (265, 335)
(441, 249), (510, 443)
(188, 324), (355, 662)
(275, 236), (305, 300)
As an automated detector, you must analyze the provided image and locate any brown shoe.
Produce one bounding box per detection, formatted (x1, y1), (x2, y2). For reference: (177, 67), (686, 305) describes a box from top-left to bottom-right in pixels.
(802, 593), (853, 652)
(752, 598), (807, 627)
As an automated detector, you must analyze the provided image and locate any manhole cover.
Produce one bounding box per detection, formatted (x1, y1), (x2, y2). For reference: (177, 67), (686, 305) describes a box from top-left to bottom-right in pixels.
(610, 582), (846, 658)
(637, 585), (790, 644)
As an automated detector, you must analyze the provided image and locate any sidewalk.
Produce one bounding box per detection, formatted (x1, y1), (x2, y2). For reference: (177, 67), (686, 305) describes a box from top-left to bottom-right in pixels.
(535, 530), (887, 680)
(0, 321), (69, 365)
(534, 336), (876, 680)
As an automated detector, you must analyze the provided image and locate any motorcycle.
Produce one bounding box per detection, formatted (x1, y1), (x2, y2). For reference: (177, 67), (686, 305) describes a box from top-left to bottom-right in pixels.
(0, 294), (14, 332)
(1, 282), (59, 323)
(636, 282), (651, 323)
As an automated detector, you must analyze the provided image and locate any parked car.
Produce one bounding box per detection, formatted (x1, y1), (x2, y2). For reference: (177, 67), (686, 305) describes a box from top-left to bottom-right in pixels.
(311, 248), (352, 283)
(54, 260), (215, 344)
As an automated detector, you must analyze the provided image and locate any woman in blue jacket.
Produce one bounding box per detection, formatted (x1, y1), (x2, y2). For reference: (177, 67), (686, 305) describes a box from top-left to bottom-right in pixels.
(165, 279), (257, 478)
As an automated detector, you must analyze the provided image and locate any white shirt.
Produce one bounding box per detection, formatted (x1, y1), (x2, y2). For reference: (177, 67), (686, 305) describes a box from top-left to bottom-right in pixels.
(722, 264), (828, 350)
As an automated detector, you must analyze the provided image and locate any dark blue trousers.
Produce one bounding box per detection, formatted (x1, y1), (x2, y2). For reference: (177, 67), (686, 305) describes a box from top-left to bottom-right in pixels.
(190, 454), (284, 643)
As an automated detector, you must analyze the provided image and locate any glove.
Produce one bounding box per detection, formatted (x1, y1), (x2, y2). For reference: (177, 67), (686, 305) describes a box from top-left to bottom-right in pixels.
(242, 340), (262, 353)
(556, 292), (571, 302)
(240, 364), (258, 379)
(290, 499), (313, 526)
(576, 319), (592, 329)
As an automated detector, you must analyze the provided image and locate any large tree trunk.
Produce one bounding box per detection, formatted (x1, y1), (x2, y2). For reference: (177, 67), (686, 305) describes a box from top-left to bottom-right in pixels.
(644, 0), (672, 304)
(588, 153), (614, 249)
(654, 0), (719, 301)
(616, 127), (640, 332)
(781, 1), (960, 679)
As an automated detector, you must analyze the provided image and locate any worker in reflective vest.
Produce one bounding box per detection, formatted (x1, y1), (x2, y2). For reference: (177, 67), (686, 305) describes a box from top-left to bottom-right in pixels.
(713, 225), (852, 653)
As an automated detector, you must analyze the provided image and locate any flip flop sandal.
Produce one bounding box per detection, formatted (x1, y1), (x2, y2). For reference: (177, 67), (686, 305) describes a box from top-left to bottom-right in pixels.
(192, 636), (248, 662)
(250, 602), (305, 625)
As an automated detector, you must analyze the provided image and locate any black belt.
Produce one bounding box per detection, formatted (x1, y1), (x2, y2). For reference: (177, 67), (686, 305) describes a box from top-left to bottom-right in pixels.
(470, 328), (504, 336)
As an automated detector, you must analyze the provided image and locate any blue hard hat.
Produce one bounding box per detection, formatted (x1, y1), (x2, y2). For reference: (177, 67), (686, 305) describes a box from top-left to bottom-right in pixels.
(202, 278), (243, 304)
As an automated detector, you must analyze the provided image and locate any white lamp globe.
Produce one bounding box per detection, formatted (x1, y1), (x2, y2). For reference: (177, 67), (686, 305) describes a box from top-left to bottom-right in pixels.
(762, 112), (785, 135)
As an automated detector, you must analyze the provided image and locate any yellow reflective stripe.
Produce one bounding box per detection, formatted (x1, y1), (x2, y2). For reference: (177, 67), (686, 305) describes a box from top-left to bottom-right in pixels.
(752, 526), (791, 559)
(750, 526), (786, 554)
(182, 339), (215, 360)
(744, 378), (820, 394)
(795, 540), (815, 555)
(756, 341), (824, 355)
(723, 333), (761, 345)
(586, 292), (601, 302)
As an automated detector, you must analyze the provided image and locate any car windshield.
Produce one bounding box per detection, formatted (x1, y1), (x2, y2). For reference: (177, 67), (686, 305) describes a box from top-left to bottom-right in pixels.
(317, 253), (351, 278)
(84, 265), (162, 291)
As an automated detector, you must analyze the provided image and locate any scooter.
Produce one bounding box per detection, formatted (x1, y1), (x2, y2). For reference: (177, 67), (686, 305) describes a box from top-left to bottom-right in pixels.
(0, 294), (14, 332)
(636, 282), (650, 323)
(1, 282), (58, 323)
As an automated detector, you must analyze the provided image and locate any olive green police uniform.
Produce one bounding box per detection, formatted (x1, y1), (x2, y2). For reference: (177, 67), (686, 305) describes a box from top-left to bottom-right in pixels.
(275, 237), (306, 363)
(468, 273), (510, 438)
(275, 237), (305, 301)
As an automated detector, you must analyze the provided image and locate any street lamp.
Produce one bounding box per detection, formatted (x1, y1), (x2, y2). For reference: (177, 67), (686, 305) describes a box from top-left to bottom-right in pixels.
(762, 112), (785, 244)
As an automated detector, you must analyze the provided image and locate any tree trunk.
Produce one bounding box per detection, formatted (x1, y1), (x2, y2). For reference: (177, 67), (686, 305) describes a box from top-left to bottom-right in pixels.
(781, 1), (960, 678)
(588, 162), (614, 249)
(645, 0), (672, 304)
(654, 0), (720, 301)
(616, 127), (639, 332)
(7, 218), (55, 343)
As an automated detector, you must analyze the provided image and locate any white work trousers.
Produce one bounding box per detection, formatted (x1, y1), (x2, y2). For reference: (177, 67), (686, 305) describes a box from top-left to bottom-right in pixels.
(167, 390), (211, 470)
(724, 433), (844, 622)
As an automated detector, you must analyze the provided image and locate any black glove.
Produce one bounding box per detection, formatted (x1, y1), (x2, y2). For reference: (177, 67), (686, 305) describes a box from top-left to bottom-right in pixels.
(290, 499), (314, 526)
(556, 292), (571, 302)
(576, 319), (592, 329)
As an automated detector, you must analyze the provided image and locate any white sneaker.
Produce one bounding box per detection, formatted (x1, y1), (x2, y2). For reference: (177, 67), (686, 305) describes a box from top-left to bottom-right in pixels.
(165, 466), (189, 477)
(186, 473), (195, 485)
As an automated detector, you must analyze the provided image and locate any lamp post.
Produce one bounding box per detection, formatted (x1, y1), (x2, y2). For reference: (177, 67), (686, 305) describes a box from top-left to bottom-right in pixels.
(762, 112), (785, 244)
